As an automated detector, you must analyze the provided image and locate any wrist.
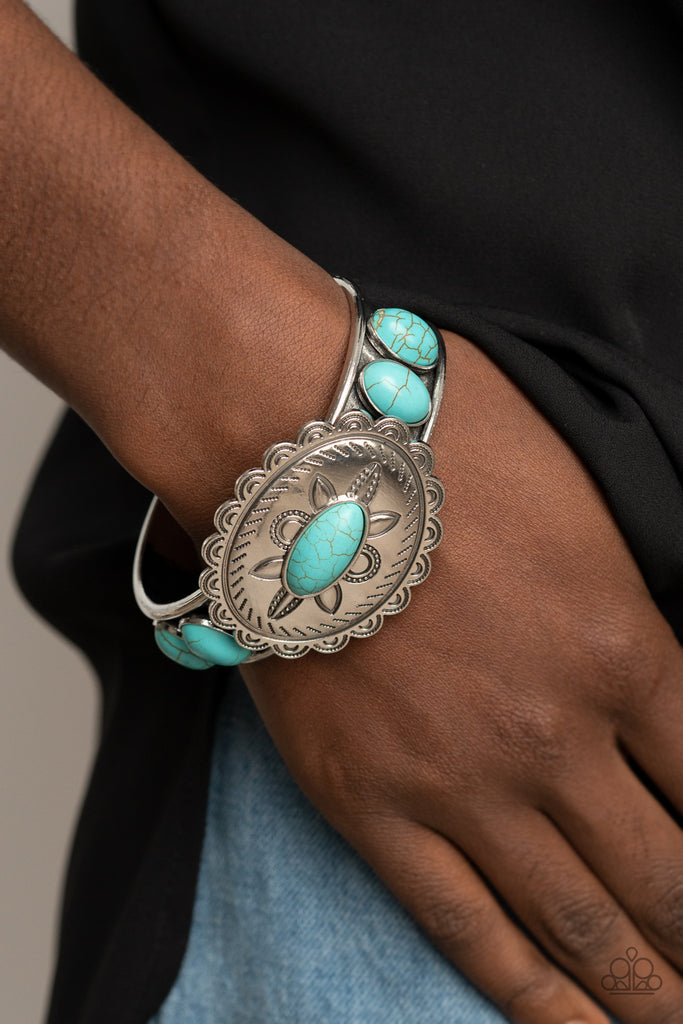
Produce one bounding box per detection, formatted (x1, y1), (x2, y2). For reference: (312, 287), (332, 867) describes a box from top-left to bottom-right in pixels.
(130, 235), (352, 546)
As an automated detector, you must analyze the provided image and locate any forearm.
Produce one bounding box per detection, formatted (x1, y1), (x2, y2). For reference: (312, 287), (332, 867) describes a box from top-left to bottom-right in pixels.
(0, 0), (349, 539)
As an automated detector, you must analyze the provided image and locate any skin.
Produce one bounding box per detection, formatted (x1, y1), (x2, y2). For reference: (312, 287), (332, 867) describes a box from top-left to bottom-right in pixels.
(1, 1), (682, 1021)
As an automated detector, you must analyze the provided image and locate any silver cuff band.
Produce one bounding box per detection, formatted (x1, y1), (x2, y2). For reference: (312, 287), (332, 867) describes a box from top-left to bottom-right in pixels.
(133, 278), (445, 665)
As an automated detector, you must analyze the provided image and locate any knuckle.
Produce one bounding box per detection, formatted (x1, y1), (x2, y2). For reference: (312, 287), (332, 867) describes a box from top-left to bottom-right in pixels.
(582, 612), (668, 715)
(418, 893), (489, 953)
(646, 876), (683, 950)
(539, 891), (622, 965)
(487, 697), (568, 780)
(502, 969), (568, 1017)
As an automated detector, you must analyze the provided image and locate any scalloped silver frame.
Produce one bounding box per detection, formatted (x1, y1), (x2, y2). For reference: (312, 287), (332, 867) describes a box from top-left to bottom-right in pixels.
(199, 411), (444, 659)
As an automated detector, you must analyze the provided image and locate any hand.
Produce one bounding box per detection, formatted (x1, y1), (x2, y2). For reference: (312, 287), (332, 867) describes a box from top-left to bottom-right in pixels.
(237, 329), (683, 1024)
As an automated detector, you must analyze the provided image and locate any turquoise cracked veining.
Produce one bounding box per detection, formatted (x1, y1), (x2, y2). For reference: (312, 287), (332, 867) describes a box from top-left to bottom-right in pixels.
(370, 308), (438, 367)
(361, 359), (431, 424)
(181, 622), (251, 666)
(285, 501), (366, 597)
(155, 625), (215, 670)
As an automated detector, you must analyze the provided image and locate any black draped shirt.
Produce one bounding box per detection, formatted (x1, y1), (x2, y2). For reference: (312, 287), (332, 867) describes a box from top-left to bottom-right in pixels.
(12, 2), (683, 1022)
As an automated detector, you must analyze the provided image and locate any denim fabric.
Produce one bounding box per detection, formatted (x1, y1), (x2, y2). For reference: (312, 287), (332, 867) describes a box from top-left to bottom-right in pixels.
(147, 676), (510, 1024)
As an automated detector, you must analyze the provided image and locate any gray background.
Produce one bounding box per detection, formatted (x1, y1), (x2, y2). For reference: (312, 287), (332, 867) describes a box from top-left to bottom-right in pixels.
(2, 4), (99, 1023)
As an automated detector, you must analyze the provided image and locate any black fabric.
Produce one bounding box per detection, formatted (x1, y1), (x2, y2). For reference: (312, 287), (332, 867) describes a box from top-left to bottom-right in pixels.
(10, 1), (683, 1021)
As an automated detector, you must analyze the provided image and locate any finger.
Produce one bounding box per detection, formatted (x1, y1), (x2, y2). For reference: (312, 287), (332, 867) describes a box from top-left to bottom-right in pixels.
(614, 644), (683, 820)
(544, 742), (683, 972)
(460, 805), (682, 1023)
(356, 817), (610, 1024)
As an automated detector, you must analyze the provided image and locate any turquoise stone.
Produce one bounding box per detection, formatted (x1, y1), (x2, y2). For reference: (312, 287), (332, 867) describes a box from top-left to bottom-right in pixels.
(369, 308), (438, 367)
(286, 500), (366, 597)
(154, 625), (215, 670)
(181, 622), (251, 666)
(361, 360), (431, 424)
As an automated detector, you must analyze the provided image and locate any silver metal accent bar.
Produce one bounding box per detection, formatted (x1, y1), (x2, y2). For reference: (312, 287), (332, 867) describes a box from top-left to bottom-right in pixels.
(132, 496), (205, 621)
(326, 277), (366, 423)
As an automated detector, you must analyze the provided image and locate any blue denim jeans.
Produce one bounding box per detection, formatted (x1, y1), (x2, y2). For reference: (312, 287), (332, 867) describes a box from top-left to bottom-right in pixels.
(147, 675), (510, 1023)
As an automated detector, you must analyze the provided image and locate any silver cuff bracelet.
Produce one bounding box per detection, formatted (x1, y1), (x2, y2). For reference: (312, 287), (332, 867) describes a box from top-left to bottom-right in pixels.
(133, 278), (445, 667)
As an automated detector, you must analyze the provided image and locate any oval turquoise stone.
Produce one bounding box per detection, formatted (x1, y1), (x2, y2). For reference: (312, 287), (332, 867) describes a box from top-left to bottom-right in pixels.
(370, 308), (439, 367)
(361, 360), (431, 424)
(154, 625), (215, 670)
(286, 500), (366, 597)
(181, 622), (251, 666)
